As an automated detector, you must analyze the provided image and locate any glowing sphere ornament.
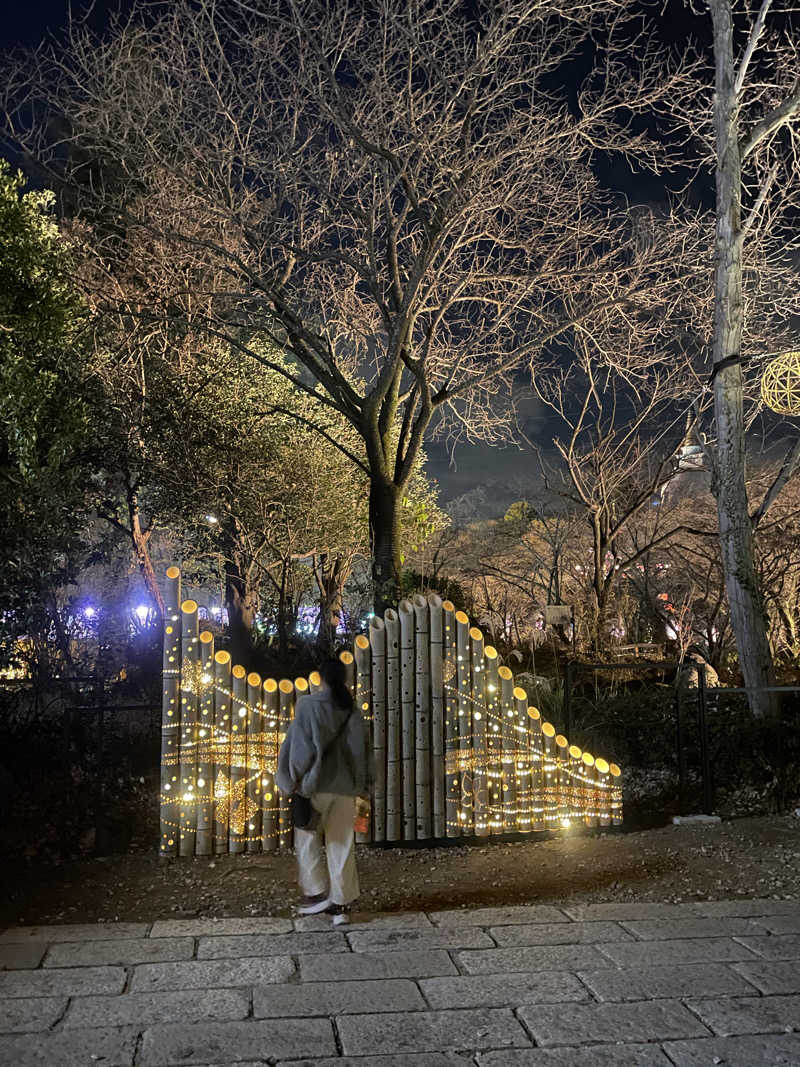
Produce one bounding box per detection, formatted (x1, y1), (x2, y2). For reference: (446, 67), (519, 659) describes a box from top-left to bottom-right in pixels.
(761, 352), (800, 416)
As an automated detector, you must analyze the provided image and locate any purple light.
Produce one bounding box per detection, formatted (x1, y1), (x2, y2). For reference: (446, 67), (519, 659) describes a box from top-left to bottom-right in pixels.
(134, 604), (149, 623)
(83, 605), (97, 619)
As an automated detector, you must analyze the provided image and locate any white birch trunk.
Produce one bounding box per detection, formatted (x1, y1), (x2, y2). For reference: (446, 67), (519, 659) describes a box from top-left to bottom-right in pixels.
(369, 616), (387, 843)
(399, 599), (416, 840)
(195, 631), (215, 856)
(261, 678), (279, 852)
(213, 650), (232, 853)
(179, 599), (199, 857)
(442, 601), (459, 837)
(413, 595), (432, 840)
(384, 608), (402, 841)
(228, 664), (248, 854)
(245, 672), (263, 851)
(470, 627), (489, 837)
(160, 567), (181, 857)
(428, 594), (445, 839)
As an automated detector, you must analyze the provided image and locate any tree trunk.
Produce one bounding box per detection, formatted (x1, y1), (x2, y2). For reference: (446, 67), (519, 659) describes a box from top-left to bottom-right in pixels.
(224, 558), (257, 668)
(710, 0), (776, 716)
(130, 511), (164, 617)
(370, 477), (402, 615)
(316, 553), (348, 655)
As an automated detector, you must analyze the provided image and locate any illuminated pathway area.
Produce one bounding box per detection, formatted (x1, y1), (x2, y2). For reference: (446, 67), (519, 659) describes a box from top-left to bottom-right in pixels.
(1, 900), (799, 1066)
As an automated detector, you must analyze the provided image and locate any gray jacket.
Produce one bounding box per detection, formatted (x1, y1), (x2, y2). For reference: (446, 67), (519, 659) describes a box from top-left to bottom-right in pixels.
(276, 688), (368, 798)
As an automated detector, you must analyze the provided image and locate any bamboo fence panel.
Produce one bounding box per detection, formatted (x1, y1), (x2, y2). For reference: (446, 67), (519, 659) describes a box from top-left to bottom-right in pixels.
(159, 567), (181, 857)
(159, 566), (622, 855)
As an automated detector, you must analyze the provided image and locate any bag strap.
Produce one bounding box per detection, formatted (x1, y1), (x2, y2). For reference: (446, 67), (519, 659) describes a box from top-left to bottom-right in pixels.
(321, 701), (355, 761)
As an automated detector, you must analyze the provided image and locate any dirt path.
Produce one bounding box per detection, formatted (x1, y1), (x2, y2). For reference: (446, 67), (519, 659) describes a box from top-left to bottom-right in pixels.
(2, 815), (798, 926)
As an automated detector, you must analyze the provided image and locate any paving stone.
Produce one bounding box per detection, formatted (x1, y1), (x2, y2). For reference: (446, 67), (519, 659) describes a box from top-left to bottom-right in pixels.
(753, 913), (800, 935)
(597, 936), (758, 967)
(276, 1057), (471, 1067)
(64, 988), (250, 1029)
(479, 1046), (672, 1066)
(0, 996), (66, 1033)
(420, 971), (588, 1009)
(0, 964), (126, 998)
(254, 978), (424, 1017)
(517, 1000), (709, 1046)
(695, 898), (800, 918)
(490, 921), (632, 947)
(562, 903), (704, 922)
(733, 959), (800, 994)
(347, 927), (493, 953)
(198, 931), (347, 958)
(139, 1018), (336, 1065)
(0, 921), (148, 944)
(619, 917), (765, 940)
(45, 936), (195, 968)
(0, 943), (46, 970)
(662, 1033), (800, 1066)
(337, 1007), (530, 1055)
(0, 1026), (137, 1067)
(686, 994), (800, 1036)
(578, 963), (759, 1002)
(294, 911), (434, 932)
(736, 934), (800, 960)
(457, 944), (609, 974)
(300, 949), (457, 982)
(429, 905), (566, 926)
(150, 916), (292, 938)
(131, 955), (295, 992)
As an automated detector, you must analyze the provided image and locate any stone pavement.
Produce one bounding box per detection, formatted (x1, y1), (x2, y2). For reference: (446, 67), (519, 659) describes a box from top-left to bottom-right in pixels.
(1, 899), (800, 1066)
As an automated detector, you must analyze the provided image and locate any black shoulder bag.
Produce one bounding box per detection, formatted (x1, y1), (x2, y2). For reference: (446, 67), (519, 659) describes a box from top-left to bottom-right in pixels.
(290, 703), (355, 831)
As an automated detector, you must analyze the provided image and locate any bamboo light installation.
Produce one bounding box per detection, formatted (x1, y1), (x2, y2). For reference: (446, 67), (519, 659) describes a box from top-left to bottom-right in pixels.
(159, 566), (622, 855)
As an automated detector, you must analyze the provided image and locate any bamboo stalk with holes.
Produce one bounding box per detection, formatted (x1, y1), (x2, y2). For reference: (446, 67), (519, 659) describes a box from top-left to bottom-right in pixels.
(527, 706), (545, 830)
(245, 672), (263, 851)
(541, 721), (557, 827)
(484, 645), (502, 834)
(594, 757), (611, 828)
(213, 650), (232, 853)
(470, 627), (488, 837)
(384, 607), (401, 841)
(609, 762), (623, 825)
(195, 631), (215, 856)
(499, 665), (516, 831)
(428, 595), (445, 839)
(454, 610), (472, 833)
(353, 636), (372, 843)
(513, 687), (529, 830)
(442, 601), (458, 837)
(278, 679), (294, 845)
(340, 649), (355, 694)
(179, 599), (199, 856)
(555, 734), (569, 827)
(261, 678), (279, 852)
(369, 617), (387, 842)
(308, 670), (322, 694)
(229, 665), (248, 854)
(399, 599), (416, 839)
(413, 595), (431, 840)
(160, 567), (181, 857)
(569, 744), (584, 823)
(581, 752), (597, 827)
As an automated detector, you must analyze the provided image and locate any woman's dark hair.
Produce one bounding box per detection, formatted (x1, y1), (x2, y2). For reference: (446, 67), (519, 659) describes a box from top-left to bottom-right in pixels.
(319, 657), (354, 711)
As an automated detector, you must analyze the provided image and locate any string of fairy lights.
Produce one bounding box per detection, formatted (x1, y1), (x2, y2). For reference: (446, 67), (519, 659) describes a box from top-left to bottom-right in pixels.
(159, 573), (622, 855)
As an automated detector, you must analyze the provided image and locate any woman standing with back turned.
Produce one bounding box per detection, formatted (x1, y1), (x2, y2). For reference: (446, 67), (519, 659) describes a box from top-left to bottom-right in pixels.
(276, 657), (368, 925)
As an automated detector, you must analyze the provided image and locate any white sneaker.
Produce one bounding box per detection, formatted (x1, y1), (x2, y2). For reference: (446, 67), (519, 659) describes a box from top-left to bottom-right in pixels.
(297, 893), (331, 915)
(329, 905), (350, 926)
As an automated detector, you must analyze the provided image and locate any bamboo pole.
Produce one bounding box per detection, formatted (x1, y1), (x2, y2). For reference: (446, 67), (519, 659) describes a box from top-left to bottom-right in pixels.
(261, 678), (279, 852)
(513, 687), (530, 831)
(455, 610), (472, 833)
(609, 762), (623, 826)
(499, 665), (516, 831)
(339, 650), (355, 695)
(179, 599), (199, 857)
(527, 706), (545, 831)
(569, 744), (584, 824)
(428, 594), (445, 839)
(228, 665), (247, 854)
(159, 567), (181, 857)
(308, 670), (322, 694)
(581, 752), (597, 828)
(245, 672), (263, 851)
(353, 635), (372, 843)
(470, 627), (489, 837)
(484, 645), (502, 834)
(442, 601), (459, 837)
(399, 599), (416, 840)
(369, 616), (387, 843)
(555, 734), (569, 828)
(195, 630), (215, 856)
(413, 595), (431, 840)
(541, 721), (557, 827)
(384, 608), (401, 842)
(213, 650), (232, 854)
(594, 757), (612, 828)
(278, 679), (294, 846)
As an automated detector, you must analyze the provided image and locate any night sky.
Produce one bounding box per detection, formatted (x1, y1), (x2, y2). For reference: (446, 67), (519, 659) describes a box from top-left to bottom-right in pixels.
(1, 0), (706, 510)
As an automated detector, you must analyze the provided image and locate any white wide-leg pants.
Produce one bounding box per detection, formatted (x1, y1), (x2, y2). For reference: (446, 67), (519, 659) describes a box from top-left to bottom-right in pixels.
(294, 792), (359, 906)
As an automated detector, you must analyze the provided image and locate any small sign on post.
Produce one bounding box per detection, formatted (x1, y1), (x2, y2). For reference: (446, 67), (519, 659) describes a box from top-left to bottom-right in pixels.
(543, 605), (573, 628)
